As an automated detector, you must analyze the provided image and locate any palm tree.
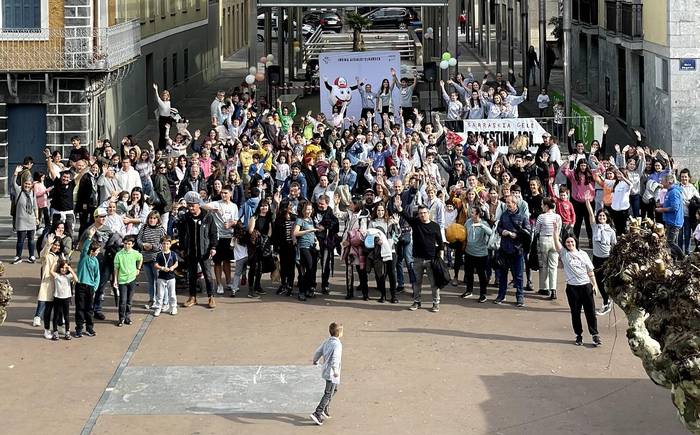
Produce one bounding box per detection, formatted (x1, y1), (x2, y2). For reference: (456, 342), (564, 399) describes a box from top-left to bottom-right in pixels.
(345, 12), (372, 52)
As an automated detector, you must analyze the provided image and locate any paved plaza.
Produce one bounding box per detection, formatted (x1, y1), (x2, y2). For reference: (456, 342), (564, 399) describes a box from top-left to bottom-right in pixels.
(0, 244), (687, 435)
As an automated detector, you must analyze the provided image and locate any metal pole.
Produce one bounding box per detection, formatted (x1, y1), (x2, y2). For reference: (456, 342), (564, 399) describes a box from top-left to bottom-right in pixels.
(265, 8), (272, 102)
(563, 0), (571, 118)
(507, 0), (514, 74)
(287, 7), (294, 81)
(539, 0), (546, 87)
(277, 7), (285, 89)
(449, 0), (458, 71)
(521, 0), (528, 93)
(486, 0), (491, 64)
(296, 7), (303, 73)
(247, 0), (258, 70)
(496, 0), (502, 72)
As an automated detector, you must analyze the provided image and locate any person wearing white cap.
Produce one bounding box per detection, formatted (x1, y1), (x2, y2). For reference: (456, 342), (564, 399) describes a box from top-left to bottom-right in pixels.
(176, 191), (219, 309)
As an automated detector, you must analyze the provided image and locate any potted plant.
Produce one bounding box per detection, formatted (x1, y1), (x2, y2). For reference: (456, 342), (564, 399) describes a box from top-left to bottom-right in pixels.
(0, 263), (12, 326)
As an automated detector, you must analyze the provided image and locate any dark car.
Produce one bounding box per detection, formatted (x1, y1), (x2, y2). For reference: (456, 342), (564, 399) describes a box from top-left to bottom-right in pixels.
(303, 11), (342, 32)
(362, 7), (419, 30)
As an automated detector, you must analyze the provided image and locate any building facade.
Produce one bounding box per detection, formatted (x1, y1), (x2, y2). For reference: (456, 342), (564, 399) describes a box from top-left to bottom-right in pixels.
(0, 0), (250, 195)
(570, 0), (699, 171)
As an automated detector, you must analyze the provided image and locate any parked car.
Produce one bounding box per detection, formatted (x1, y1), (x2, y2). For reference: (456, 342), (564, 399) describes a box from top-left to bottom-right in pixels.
(257, 13), (315, 42)
(303, 11), (342, 32)
(362, 7), (419, 30)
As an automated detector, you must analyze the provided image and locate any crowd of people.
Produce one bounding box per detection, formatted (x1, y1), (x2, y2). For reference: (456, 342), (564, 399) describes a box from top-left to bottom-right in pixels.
(8, 69), (700, 348)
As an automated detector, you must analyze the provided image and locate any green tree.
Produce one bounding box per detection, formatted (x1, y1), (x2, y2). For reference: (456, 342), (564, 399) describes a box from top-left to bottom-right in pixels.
(345, 12), (372, 52)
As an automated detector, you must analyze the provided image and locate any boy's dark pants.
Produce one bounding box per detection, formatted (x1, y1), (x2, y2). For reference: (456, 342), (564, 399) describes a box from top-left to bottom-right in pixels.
(74, 283), (94, 332)
(118, 281), (136, 321)
(315, 380), (337, 416)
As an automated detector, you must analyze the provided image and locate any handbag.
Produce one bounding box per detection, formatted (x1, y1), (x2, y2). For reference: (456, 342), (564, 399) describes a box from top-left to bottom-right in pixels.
(430, 257), (452, 289)
(528, 234), (540, 271)
(487, 220), (501, 250)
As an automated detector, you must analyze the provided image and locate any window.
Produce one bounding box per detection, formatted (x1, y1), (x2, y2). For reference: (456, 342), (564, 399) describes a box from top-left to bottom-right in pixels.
(183, 48), (189, 81)
(172, 53), (178, 85)
(162, 57), (168, 89)
(655, 56), (668, 92)
(97, 94), (106, 140)
(2, 0), (39, 28)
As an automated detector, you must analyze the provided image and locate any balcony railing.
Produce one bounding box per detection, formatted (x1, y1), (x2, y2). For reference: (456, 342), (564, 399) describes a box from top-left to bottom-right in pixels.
(0, 20), (141, 72)
(605, 1), (643, 38)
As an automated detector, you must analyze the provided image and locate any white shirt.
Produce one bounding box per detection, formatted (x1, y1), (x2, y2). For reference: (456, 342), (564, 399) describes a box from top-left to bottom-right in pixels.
(611, 181), (631, 211)
(210, 98), (223, 123)
(115, 167), (142, 193)
(53, 274), (73, 299)
(208, 200), (239, 238)
(560, 249), (594, 286)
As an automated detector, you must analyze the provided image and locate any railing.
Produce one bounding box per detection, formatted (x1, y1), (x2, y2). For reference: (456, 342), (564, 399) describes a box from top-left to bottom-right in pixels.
(0, 20), (141, 72)
(303, 29), (419, 64)
(534, 116), (595, 144)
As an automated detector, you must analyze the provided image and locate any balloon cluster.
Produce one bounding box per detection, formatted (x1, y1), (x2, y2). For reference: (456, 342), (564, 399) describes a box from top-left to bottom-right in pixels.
(245, 54), (275, 85)
(424, 27), (434, 40)
(439, 52), (457, 70)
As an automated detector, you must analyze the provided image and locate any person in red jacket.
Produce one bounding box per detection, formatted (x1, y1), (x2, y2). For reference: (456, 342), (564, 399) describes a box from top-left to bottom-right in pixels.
(548, 178), (576, 240)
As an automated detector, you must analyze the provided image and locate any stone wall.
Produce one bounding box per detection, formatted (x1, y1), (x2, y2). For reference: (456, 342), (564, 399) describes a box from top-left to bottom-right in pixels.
(47, 77), (90, 151)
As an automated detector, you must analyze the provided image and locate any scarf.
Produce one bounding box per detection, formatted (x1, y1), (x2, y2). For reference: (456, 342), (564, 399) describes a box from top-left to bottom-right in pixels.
(593, 223), (611, 242)
(21, 189), (35, 215)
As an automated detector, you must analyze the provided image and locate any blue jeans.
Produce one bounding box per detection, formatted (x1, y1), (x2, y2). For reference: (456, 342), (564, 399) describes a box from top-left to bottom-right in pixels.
(497, 251), (524, 302)
(395, 239), (416, 287)
(34, 300), (45, 318)
(678, 218), (693, 255)
(16, 230), (36, 258)
(629, 194), (641, 218)
(143, 262), (158, 302)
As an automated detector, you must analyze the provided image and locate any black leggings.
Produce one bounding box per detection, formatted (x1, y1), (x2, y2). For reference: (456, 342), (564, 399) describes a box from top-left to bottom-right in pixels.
(298, 247), (318, 295)
(465, 254), (488, 296)
(571, 199), (593, 244)
(53, 297), (70, 332)
(43, 300), (57, 330)
(611, 208), (629, 235)
(248, 253), (263, 293)
(279, 244), (296, 289)
(375, 258), (397, 299)
(592, 255), (610, 305)
(158, 116), (173, 150)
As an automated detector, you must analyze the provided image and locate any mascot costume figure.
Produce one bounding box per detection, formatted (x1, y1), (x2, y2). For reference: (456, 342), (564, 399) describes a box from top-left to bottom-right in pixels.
(324, 76), (359, 108)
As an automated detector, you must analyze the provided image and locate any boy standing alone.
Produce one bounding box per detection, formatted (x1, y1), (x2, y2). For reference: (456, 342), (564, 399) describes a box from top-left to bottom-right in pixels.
(113, 235), (143, 326)
(310, 322), (343, 426)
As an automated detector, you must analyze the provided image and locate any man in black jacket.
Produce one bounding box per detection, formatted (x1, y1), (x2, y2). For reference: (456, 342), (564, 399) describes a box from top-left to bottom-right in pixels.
(177, 191), (219, 309)
(396, 202), (445, 313)
(176, 164), (207, 200)
(76, 161), (100, 240)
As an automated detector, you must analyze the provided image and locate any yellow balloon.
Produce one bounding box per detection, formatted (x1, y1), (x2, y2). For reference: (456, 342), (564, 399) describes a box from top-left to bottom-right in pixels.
(446, 223), (467, 243)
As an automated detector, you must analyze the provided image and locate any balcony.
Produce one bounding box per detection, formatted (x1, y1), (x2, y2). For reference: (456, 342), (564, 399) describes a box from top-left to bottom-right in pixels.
(573, 0), (599, 26)
(605, 1), (643, 38)
(0, 20), (141, 72)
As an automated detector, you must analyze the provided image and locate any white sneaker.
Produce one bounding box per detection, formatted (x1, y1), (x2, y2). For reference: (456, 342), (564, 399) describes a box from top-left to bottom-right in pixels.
(32, 316), (41, 327)
(162, 304), (170, 313)
(11, 256), (21, 265)
(170, 305), (178, 315)
(153, 308), (161, 317)
(43, 329), (52, 340)
(216, 284), (224, 295)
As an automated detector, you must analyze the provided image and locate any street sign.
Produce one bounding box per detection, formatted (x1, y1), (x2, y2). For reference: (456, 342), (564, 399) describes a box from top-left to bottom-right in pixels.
(680, 58), (696, 71)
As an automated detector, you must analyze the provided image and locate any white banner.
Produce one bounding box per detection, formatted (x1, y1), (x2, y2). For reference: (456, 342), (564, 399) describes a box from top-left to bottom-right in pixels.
(318, 51), (402, 122)
(459, 118), (548, 144)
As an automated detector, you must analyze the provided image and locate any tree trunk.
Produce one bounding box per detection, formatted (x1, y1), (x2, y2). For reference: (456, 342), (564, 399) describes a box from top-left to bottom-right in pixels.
(353, 28), (361, 52)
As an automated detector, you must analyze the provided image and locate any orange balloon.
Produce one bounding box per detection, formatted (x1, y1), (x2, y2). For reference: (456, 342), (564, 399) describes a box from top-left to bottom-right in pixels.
(255, 72), (265, 81)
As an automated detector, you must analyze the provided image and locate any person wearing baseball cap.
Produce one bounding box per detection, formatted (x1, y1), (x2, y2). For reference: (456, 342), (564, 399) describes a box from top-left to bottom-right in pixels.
(176, 191), (218, 308)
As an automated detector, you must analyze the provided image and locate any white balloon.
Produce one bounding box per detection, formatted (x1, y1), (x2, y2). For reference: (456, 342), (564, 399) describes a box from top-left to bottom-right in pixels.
(245, 74), (256, 85)
(267, 54), (274, 62)
(249, 66), (257, 74)
(448, 57), (457, 67)
(439, 60), (449, 70)
(426, 27), (434, 33)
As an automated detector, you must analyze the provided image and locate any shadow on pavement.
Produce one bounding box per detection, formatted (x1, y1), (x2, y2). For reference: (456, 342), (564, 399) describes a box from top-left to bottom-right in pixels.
(214, 412), (312, 427)
(364, 327), (575, 346)
(477, 373), (686, 434)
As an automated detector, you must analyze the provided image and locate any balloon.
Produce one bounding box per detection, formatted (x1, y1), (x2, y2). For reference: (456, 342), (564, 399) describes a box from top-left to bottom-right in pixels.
(442, 52), (451, 61)
(260, 56), (268, 64)
(255, 72), (265, 82)
(426, 27), (433, 33)
(245, 74), (255, 85)
(448, 57), (457, 67)
(439, 60), (449, 70)
(249, 66), (257, 74)
(446, 223), (467, 243)
(267, 54), (274, 62)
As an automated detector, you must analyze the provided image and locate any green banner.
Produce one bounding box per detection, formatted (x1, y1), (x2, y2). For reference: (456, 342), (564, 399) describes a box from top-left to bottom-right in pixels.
(551, 91), (594, 146)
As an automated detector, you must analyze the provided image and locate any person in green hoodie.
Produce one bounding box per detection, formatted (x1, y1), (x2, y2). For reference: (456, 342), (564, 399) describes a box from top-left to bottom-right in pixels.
(75, 226), (101, 337)
(277, 99), (296, 135)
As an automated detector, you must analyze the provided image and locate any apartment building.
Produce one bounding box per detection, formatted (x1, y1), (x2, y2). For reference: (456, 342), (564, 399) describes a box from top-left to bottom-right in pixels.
(570, 0), (700, 170)
(0, 0), (250, 194)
